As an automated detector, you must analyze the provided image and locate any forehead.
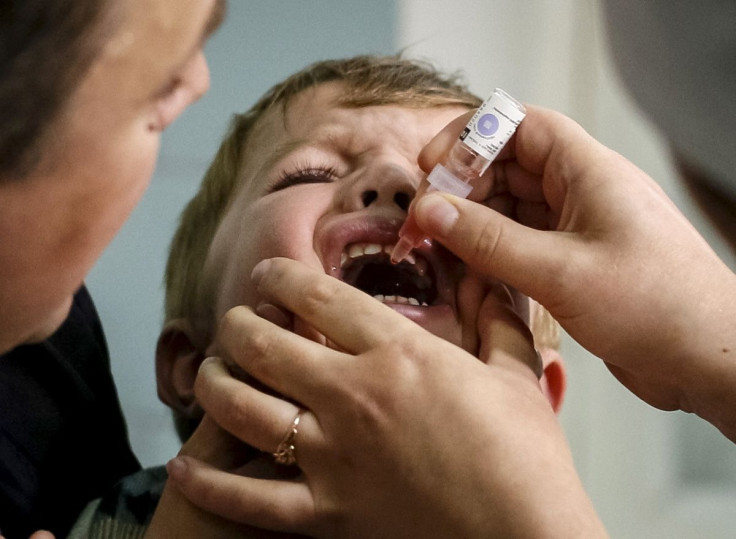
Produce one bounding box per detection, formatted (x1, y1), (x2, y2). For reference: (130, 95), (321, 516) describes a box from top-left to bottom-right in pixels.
(241, 82), (470, 179)
(94, 0), (221, 82)
(112, 0), (224, 40)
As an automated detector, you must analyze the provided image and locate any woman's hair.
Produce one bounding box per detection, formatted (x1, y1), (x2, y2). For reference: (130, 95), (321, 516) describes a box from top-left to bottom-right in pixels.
(164, 54), (482, 341)
(0, 0), (114, 179)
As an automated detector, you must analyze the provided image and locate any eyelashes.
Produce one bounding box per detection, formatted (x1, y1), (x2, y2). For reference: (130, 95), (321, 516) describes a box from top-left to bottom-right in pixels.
(269, 166), (338, 193)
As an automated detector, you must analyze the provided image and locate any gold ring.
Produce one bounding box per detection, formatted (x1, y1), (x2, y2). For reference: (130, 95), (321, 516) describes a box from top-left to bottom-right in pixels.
(272, 409), (303, 466)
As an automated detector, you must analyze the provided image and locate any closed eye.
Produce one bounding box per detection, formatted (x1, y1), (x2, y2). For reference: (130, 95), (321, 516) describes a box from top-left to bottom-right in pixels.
(269, 166), (338, 193)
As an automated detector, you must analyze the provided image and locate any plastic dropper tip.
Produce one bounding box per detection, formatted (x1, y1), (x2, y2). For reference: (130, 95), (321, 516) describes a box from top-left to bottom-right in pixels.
(390, 236), (414, 264)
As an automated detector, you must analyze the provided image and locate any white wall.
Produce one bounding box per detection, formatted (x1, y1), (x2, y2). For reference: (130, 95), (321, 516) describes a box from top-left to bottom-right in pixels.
(396, 1), (736, 537)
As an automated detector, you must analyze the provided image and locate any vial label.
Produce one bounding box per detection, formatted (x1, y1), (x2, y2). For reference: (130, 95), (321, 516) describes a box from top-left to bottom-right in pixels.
(460, 90), (526, 162)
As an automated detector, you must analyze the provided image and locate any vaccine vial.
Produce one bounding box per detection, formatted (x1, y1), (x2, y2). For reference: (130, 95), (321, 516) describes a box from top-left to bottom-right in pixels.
(391, 88), (526, 264)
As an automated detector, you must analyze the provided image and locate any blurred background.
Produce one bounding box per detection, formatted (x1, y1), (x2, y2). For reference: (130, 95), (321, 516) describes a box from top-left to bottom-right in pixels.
(86, 1), (736, 537)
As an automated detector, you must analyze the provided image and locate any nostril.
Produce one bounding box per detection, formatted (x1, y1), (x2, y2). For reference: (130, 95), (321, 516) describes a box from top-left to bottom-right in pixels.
(362, 190), (378, 207)
(394, 192), (411, 212)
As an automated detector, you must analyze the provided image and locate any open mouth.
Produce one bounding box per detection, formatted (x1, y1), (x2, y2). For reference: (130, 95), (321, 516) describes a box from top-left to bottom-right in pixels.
(317, 214), (460, 314)
(340, 242), (436, 306)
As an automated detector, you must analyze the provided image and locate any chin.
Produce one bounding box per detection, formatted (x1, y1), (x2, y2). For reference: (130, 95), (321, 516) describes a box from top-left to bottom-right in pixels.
(0, 295), (74, 354)
(25, 296), (74, 345)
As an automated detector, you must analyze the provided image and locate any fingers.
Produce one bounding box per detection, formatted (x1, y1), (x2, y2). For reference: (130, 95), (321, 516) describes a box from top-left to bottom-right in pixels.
(195, 357), (321, 454)
(410, 106), (597, 305)
(178, 414), (253, 467)
(167, 456), (316, 534)
(477, 285), (542, 379)
(417, 111), (474, 173)
(413, 192), (575, 306)
(216, 306), (351, 405)
(495, 160), (546, 203)
(249, 258), (420, 352)
(418, 105), (582, 194)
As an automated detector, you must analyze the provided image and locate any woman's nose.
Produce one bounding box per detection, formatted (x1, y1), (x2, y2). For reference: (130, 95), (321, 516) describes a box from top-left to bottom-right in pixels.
(341, 164), (416, 213)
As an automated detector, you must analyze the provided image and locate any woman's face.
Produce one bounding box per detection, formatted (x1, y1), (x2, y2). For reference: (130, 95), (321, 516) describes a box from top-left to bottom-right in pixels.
(0, 0), (225, 353)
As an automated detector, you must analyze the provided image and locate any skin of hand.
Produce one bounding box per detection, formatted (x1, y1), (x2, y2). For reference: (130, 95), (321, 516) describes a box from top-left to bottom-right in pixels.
(146, 416), (306, 539)
(164, 258), (606, 538)
(412, 106), (736, 440)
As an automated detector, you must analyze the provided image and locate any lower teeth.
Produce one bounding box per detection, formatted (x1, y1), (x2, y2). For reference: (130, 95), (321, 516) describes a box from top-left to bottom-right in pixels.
(373, 294), (426, 306)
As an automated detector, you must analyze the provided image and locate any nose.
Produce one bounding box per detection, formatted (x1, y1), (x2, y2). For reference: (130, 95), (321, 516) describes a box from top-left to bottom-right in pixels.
(341, 163), (416, 213)
(189, 51), (211, 102)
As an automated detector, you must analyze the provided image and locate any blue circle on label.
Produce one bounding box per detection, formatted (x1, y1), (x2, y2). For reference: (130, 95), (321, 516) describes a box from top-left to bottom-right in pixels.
(477, 113), (499, 137)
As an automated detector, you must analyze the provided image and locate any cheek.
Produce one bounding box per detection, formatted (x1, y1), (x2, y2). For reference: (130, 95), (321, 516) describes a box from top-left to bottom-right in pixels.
(250, 195), (328, 265)
(60, 110), (158, 223)
(216, 199), (326, 314)
(70, 132), (159, 268)
(0, 126), (159, 348)
(102, 126), (159, 211)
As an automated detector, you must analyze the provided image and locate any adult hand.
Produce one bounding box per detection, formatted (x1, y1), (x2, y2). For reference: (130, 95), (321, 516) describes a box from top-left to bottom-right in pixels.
(166, 258), (605, 538)
(147, 415), (304, 538)
(413, 106), (736, 438)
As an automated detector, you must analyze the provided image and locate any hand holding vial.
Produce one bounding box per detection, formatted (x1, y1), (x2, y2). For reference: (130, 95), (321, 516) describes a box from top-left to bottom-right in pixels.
(411, 104), (736, 439)
(391, 88), (526, 263)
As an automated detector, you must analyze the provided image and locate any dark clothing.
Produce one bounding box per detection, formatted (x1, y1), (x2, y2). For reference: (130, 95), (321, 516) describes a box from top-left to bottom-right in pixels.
(0, 286), (140, 538)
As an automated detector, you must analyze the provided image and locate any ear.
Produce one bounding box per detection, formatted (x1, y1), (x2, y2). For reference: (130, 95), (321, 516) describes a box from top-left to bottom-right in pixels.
(538, 347), (566, 414)
(156, 319), (207, 419)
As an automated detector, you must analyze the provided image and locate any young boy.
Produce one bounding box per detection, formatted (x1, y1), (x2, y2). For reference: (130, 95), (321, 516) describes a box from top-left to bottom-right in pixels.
(72, 55), (565, 537)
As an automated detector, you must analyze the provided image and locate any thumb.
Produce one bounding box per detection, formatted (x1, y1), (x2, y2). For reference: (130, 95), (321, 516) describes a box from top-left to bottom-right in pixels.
(477, 283), (543, 380)
(414, 192), (574, 304)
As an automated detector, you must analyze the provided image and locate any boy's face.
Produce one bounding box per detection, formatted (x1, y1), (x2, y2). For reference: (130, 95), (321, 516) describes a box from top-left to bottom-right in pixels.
(160, 83), (566, 425)
(205, 82), (480, 347)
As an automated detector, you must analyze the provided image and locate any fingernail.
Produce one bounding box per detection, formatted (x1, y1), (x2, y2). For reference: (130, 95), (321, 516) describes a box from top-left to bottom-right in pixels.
(534, 349), (544, 380)
(416, 193), (459, 236)
(198, 356), (220, 373)
(166, 456), (188, 481)
(251, 259), (272, 286)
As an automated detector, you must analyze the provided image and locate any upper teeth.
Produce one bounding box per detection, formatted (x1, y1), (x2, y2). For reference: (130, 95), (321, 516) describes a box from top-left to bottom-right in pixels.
(373, 294), (426, 306)
(341, 242), (417, 267)
(339, 242), (431, 307)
